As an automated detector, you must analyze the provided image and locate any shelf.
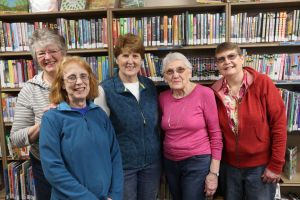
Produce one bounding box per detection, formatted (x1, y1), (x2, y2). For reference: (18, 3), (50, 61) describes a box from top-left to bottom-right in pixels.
(145, 45), (218, 51)
(281, 172), (300, 186)
(0, 9), (108, 20)
(275, 81), (300, 85)
(230, 0), (300, 12)
(0, 88), (21, 92)
(111, 4), (227, 18)
(0, 48), (108, 57)
(4, 122), (12, 127)
(237, 42), (300, 48)
(6, 156), (29, 161)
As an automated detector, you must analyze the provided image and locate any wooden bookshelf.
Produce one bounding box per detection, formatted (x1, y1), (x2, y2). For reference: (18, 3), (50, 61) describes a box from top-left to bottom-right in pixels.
(0, 0), (300, 198)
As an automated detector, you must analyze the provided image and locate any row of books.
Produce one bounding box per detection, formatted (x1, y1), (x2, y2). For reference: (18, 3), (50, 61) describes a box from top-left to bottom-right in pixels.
(0, 17), (108, 52)
(0, 56), (109, 88)
(138, 53), (221, 81)
(2, 94), (16, 123)
(4, 160), (36, 200)
(231, 10), (300, 43)
(57, 18), (108, 50)
(141, 52), (300, 82)
(244, 53), (300, 81)
(280, 89), (300, 132)
(0, 59), (37, 88)
(113, 12), (226, 47)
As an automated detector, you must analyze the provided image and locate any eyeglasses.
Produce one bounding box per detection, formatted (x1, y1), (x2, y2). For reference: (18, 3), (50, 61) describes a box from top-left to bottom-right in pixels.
(164, 67), (186, 76)
(215, 53), (239, 64)
(36, 49), (61, 59)
(64, 74), (89, 83)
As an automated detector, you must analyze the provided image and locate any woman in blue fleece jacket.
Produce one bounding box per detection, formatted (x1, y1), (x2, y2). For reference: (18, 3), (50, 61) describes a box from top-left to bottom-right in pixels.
(39, 56), (123, 200)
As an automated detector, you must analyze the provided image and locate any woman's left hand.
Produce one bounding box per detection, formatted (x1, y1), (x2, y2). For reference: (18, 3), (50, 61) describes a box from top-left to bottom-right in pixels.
(261, 168), (281, 183)
(205, 172), (218, 197)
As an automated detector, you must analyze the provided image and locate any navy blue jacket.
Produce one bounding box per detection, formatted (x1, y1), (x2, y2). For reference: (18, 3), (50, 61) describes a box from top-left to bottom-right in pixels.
(101, 75), (161, 169)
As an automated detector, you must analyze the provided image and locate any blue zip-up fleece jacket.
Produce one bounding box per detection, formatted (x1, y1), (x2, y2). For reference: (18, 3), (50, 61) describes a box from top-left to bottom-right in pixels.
(101, 75), (161, 169)
(39, 101), (123, 200)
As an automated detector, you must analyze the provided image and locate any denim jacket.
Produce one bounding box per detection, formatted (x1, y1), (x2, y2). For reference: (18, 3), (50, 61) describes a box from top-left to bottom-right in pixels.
(101, 75), (161, 169)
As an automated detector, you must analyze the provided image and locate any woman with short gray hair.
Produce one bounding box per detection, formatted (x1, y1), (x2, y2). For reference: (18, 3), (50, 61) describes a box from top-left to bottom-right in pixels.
(10, 28), (67, 200)
(159, 52), (223, 200)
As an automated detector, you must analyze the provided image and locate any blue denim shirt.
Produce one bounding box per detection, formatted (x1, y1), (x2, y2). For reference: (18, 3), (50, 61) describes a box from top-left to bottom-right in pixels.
(101, 75), (161, 169)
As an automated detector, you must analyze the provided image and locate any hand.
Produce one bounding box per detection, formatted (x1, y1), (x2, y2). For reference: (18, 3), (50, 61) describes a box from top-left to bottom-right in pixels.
(43, 103), (57, 113)
(28, 123), (40, 144)
(205, 172), (218, 197)
(107, 198), (112, 200)
(261, 168), (281, 183)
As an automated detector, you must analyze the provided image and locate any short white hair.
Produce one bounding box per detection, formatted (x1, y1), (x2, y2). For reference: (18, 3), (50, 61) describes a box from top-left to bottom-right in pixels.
(162, 52), (193, 74)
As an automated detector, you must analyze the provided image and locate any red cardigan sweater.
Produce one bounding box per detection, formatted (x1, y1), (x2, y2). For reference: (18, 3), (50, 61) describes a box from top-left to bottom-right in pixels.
(211, 67), (287, 174)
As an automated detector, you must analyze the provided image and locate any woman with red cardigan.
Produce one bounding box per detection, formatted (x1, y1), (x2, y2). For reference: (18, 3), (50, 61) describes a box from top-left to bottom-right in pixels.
(211, 42), (287, 200)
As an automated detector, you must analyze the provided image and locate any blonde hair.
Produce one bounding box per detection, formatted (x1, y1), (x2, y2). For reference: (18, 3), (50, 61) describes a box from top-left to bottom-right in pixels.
(49, 56), (99, 104)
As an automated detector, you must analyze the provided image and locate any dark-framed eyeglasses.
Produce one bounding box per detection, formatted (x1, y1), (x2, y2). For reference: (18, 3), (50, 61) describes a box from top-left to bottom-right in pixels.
(215, 53), (239, 64)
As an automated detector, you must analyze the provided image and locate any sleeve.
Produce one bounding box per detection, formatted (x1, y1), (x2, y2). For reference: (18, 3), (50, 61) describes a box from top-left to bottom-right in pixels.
(203, 88), (223, 160)
(39, 113), (99, 200)
(10, 86), (34, 147)
(94, 85), (110, 116)
(106, 117), (123, 200)
(264, 77), (287, 174)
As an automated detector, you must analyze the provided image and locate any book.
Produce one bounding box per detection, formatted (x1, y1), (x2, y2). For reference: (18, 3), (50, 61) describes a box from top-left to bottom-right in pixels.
(0, 0), (29, 13)
(60, 0), (86, 11)
(284, 146), (297, 180)
(29, 0), (59, 12)
(86, 0), (116, 9)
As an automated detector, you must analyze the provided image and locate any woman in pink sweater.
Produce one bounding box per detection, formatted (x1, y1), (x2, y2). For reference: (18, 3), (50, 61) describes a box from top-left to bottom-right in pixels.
(159, 52), (223, 200)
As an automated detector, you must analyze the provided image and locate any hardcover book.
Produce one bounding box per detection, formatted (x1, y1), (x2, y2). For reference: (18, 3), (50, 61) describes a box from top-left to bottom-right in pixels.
(0, 0), (29, 13)
(60, 0), (86, 11)
(284, 146), (298, 180)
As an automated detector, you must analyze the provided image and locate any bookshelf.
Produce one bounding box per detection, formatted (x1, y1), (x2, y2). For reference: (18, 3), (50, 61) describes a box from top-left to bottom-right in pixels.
(0, 0), (300, 198)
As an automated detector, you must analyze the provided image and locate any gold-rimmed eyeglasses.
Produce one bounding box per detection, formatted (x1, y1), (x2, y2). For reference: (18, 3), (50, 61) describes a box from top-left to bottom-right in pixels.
(164, 67), (186, 76)
(36, 49), (61, 59)
(64, 74), (89, 84)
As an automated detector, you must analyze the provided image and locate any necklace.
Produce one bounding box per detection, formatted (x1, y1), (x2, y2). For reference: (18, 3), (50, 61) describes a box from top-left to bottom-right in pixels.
(167, 98), (186, 129)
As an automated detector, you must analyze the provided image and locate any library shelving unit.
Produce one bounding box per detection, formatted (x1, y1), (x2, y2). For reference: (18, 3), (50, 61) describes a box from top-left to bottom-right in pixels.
(0, 0), (300, 198)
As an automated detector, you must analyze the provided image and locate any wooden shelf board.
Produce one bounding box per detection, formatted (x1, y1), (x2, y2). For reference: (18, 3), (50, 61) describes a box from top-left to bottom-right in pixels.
(0, 9), (107, 20)
(0, 48), (108, 57)
(4, 122), (12, 127)
(1, 88), (21, 92)
(281, 172), (300, 186)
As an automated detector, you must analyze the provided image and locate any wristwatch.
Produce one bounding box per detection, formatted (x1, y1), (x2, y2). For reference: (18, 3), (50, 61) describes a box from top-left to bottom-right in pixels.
(209, 171), (219, 177)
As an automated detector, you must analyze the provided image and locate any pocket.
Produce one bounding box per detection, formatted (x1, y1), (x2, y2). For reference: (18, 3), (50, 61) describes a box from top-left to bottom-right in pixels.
(255, 127), (269, 143)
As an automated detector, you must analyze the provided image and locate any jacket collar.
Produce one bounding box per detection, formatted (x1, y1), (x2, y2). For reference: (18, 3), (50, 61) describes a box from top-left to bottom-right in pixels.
(113, 74), (146, 93)
(57, 100), (98, 111)
(211, 67), (255, 92)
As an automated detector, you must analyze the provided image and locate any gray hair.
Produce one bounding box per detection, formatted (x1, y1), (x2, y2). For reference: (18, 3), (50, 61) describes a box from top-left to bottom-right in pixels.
(29, 28), (67, 61)
(162, 52), (193, 74)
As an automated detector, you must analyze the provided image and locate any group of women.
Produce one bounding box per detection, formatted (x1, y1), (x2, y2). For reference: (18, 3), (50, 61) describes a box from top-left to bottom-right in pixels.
(10, 28), (286, 200)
